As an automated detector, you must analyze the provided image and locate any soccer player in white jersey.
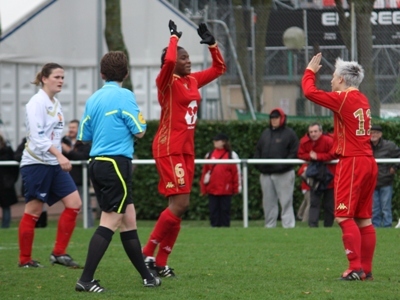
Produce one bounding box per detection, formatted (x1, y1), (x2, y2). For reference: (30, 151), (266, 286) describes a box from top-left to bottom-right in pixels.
(18, 63), (82, 268)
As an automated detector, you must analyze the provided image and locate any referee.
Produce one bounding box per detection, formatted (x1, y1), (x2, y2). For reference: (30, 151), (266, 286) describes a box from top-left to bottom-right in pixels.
(75, 51), (161, 292)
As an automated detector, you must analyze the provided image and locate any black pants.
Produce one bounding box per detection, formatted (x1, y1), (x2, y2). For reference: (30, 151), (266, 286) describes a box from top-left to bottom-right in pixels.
(208, 194), (232, 227)
(308, 188), (334, 227)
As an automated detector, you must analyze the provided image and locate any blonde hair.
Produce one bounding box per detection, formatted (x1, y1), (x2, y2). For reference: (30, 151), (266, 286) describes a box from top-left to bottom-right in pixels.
(334, 58), (364, 88)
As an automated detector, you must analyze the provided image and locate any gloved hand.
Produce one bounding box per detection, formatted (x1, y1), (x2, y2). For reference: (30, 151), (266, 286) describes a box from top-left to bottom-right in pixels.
(197, 23), (216, 45)
(169, 20), (182, 38)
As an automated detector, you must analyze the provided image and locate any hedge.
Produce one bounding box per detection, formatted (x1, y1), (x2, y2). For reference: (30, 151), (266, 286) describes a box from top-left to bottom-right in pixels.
(133, 119), (400, 221)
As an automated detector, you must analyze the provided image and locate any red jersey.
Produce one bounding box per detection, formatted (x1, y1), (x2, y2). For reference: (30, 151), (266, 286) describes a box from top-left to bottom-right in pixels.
(297, 164), (310, 191)
(302, 69), (373, 157)
(153, 36), (226, 158)
(200, 148), (239, 196)
(297, 132), (336, 189)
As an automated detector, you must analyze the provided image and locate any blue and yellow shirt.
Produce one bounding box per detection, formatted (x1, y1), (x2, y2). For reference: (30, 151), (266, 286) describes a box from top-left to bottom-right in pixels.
(78, 81), (146, 159)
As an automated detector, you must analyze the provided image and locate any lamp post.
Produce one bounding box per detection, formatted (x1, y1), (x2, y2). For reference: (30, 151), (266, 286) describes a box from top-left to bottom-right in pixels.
(282, 26), (305, 81)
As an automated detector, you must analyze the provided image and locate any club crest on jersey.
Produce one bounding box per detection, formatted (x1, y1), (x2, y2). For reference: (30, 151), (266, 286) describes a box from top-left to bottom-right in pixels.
(138, 112), (146, 124)
(57, 112), (63, 122)
(185, 100), (198, 129)
(177, 177), (185, 186)
(336, 203), (348, 210)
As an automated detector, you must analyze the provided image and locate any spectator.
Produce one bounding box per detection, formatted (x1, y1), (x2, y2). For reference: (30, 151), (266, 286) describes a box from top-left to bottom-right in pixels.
(141, 20), (226, 277)
(75, 51), (160, 292)
(200, 133), (240, 227)
(302, 53), (378, 280)
(254, 108), (299, 228)
(296, 164), (310, 222)
(18, 62), (82, 268)
(62, 120), (93, 227)
(0, 135), (19, 228)
(298, 122), (336, 227)
(61, 119), (78, 150)
(370, 125), (400, 228)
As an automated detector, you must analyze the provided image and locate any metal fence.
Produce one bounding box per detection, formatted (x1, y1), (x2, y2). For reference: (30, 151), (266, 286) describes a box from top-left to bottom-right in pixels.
(166, 1), (400, 117)
(2, 158), (400, 228)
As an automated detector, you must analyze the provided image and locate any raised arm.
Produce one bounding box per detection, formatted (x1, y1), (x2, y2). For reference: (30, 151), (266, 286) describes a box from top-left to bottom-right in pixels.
(156, 20), (181, 93)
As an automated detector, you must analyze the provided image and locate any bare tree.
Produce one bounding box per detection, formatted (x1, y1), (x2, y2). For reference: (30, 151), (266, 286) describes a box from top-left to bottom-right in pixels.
(232, 0), (272, 112)
(104, 0), (133, 91)
(334, 0), (379, 116)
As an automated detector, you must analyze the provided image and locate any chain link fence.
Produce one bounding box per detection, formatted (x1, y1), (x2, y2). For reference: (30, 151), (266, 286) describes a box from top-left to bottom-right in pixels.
(167, 0), (400, 118)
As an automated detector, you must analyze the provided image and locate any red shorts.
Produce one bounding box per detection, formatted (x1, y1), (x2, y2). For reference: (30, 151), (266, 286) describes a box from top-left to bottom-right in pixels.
(334, 156), (378, 219)
(155, 154), (195, 197)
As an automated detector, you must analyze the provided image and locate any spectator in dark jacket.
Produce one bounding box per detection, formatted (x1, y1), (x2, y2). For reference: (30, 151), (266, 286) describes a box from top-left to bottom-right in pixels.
(298, 122), (336, 227)
(370, 125), (400, 228)
(200, 133), (240, 227)
(0, 134), (19, 228)
(254, 108), (299, 228)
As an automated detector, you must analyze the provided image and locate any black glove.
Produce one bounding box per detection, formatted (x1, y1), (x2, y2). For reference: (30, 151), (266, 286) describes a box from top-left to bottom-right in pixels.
(197, 23), (216, 46)
(168, 20), (182, 38)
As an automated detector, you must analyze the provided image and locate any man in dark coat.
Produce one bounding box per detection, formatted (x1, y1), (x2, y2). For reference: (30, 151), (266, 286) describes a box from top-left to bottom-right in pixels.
(0, 135), (19, 228)
(370, 125), (400, 227)
(254, 107), (299, 228)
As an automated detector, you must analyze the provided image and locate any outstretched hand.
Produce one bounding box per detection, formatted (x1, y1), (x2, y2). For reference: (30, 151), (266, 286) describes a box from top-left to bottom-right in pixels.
(307, 53), (322, 73)
(197, 23), (216, 46)
(169, 20), (182, 38)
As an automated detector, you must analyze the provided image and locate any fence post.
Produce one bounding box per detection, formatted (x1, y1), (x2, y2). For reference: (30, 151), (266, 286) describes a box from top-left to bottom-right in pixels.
(242, 160), (249, 228)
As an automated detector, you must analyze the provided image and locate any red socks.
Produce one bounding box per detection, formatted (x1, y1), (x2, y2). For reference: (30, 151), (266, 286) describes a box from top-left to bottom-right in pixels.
(19, 213), (38, 264)
(339, 219), (362, 271)
(156, 222), (181, 267)
(52, 208), (79, 255)
(142, 208), (181, 266)
(359, 224), (376, 274)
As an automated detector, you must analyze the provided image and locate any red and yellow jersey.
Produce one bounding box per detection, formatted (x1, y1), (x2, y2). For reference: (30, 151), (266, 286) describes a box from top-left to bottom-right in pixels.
(302, 69), (373, 157)
(152, 36), (226, 158)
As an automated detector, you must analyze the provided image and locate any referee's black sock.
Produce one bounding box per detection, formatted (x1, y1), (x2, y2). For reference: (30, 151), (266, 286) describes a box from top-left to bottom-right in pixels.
(120, 230), (152, 280)
(80, 226), (114, 282)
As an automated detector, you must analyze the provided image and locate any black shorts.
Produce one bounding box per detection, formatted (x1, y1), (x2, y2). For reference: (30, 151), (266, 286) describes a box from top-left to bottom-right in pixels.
(89, 156), (133, 214)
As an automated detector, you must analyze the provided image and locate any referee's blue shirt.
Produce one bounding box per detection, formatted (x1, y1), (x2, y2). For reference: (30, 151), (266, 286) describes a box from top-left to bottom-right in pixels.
(78, 81), (146, 159)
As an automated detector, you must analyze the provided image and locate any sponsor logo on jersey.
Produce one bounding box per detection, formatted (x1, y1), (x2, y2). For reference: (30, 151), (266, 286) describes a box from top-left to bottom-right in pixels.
(185, 100), (198, 128)
(337, 203), (348, 210)
(166, 182), (175, 189)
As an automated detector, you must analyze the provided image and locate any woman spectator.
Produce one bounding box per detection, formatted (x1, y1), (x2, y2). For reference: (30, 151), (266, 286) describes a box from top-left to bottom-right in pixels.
(200, 133), (240, 227)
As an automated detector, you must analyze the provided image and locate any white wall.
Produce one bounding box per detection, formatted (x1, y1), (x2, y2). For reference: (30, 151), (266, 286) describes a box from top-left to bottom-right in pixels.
(0, 0), (216, 148)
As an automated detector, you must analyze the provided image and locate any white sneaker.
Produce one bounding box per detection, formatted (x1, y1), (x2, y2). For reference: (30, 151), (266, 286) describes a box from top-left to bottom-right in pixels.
(395, 219), (400, 229)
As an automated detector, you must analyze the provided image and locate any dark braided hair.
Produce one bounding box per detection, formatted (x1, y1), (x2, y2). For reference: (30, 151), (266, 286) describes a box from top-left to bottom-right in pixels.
(160, 46), (183, 68)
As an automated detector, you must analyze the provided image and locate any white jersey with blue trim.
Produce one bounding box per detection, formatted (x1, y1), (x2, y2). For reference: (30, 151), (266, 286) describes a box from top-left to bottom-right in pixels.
(20, 89), (65, 167)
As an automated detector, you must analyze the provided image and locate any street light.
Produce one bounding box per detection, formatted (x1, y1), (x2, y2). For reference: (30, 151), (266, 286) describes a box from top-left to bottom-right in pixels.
(282, 26), (305, 81)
